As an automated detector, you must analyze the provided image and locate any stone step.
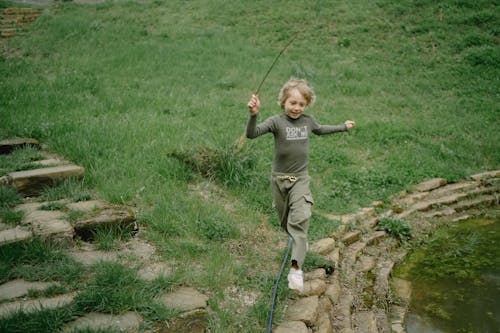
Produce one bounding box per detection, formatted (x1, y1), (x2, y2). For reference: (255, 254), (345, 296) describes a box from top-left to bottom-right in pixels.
(0, 293), (75, 318)
(0, 279), (57, 301)
(62, 312), (143, 333)
(332, 291), (354, 333)
(0, 226), (32, 246)
(0, 138), (40, 154)
(7, 164), (85, 195)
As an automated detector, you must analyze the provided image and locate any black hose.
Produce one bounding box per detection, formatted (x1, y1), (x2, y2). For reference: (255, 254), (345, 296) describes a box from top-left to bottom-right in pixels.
(266, 236), (293, 333)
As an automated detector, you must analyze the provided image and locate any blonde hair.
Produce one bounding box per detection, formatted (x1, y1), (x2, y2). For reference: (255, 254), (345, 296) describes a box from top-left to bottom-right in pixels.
(278, 78), (316, 108)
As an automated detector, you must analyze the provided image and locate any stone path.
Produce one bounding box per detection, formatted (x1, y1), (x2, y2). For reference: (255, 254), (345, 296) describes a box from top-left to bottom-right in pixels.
(0, 138), (210, 332)
(273, 170), (499, 333)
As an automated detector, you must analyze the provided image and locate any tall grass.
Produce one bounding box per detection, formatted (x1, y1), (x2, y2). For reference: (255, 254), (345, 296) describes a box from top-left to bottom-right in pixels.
(1, 0), (498, 331)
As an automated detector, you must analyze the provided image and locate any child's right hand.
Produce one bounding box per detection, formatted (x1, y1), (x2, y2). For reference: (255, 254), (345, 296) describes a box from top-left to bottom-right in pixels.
(247, 94), (260, 114)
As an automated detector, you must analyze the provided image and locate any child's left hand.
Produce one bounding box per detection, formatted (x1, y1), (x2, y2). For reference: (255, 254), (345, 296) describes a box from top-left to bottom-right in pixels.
(345, 120), (355, 129)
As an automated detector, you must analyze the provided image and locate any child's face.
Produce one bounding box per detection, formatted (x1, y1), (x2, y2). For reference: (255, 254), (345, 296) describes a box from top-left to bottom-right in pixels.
(284, 89), (307, 119)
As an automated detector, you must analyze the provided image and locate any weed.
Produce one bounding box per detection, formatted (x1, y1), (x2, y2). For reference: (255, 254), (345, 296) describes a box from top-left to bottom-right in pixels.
(303, 251), (335, 274)
(39, 202), (66, 211)
(0, 305), (76, 333)
(65, 210), (85, 224)
(0, 209), (24, 225)
(168, 144), (255, 187)
(377, 218), (412, 241)
(0, 186), (22, 208)
(91, 225), (131, 251)
(26, 284), (67, 298)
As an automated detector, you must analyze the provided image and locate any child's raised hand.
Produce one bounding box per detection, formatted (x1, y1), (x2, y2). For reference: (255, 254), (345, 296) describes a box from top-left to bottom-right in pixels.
(345, 120), (355, 129)
(247, 94), (260, 114)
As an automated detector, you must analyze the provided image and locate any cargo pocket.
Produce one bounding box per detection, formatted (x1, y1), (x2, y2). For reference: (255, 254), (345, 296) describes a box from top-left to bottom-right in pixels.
(304, 193), (314, 206)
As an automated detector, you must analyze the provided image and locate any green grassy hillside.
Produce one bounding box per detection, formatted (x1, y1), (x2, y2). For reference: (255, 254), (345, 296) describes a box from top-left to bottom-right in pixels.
(1, 0), (498, 331)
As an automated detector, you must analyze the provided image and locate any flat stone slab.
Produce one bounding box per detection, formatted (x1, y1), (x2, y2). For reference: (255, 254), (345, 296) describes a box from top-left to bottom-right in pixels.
(66, 200), (107, 213)
(158, 287), (208, 312)
(310, 238), (335, 255)
(62, 311), (142, 333)
(413, 178), (447, 192)
(9, 164), (84, 195)
(26, 210), (74, 242)
(0, 279), (56, 300)
(69, 250), (119, 266)
(273, 320), (309, 333)
(285, 295), (319, 326)
(0, 293), (75, 317)
(137, 262), (172, 281)
(0, 138), (40, 154)
(0, 226), (32, 246)
(73, 206), (136, 240)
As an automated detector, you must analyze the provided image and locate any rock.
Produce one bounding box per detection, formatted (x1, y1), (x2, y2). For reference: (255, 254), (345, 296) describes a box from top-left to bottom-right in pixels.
(0, 226), (32, 246)
(66, 200), (107, 213)
(391, 278), (412, 304)
(137, 262), (172, 281)
(285, 295), (319, 326)
(302, 279), (327, 296)
(62, 311), (142, 333)
(341, 230), (361, 245)
(356, 255), (376, 273)
(0, 293), (75, 318)
(470, 170), (500, 181)
(413, 178), (447, 192)
(69, 250), (119, 266)
(158, 287), (208, 312)
(27, 210), (74, 242)
(0, 279), (56, 300)
(304, 269), (326, 281)
(390, 305), (407, 325)
(316, 311), (333, 333)
(324, 275), (341, 304)
(354, 311), (378, 333)
(9, 165), (84, 195)
(310, 238), (335, 255)
(364, 230), (386, 246)
(273, 321), (309, 333)
(73, 206), (136, 240)
(0, 138), (40, 154)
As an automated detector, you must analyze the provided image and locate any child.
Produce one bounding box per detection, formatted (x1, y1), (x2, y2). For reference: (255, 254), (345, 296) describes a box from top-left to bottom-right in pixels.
(246, 78), (355, 292)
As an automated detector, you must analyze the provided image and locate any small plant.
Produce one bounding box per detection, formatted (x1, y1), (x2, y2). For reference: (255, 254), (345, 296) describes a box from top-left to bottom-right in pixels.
(38, 178), (90, 202)
(0, 209), (24, 225)
(65, 210), (86, 224)
(92, 225), (131, 251)
(168, 144), (255, 187)
(196, 215), (239, 242)
(0, 146), (43, 177)
(39, 202), (66, 211)
(303, 251), (335, 274)
(27, 284), (67, 298)
(377, 218), (412, 241)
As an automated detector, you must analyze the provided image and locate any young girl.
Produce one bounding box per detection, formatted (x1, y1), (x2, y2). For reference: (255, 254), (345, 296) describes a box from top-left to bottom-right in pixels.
(246, 78), (355, 292)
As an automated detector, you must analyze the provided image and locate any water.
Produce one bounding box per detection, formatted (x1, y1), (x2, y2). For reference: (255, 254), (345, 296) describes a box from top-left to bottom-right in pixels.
(396, 217), (500, 333)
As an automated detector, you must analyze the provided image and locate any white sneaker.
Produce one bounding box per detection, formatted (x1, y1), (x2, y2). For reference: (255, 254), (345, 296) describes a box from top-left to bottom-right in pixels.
(288, 268), (304, 292)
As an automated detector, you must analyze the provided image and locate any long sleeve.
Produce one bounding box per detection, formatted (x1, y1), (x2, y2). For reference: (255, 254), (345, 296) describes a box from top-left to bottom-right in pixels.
(246, 114), (275, 139)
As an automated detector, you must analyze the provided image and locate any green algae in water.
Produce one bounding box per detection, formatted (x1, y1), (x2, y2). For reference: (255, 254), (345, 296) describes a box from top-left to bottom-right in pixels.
(395, 218), (500, 333)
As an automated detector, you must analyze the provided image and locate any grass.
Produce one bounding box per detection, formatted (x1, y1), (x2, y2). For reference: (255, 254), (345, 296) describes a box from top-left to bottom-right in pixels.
(0, 0), (499, 331)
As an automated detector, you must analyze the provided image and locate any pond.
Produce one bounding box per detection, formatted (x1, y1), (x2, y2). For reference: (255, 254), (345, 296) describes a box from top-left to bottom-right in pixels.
(394, 217), (500, 333)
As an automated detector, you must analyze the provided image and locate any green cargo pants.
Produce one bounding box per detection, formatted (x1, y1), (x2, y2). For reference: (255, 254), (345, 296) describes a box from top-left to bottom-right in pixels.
(271, 172), (313, 268)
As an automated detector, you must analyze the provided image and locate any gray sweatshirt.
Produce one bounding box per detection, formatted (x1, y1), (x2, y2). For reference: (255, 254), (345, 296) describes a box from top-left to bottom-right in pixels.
(246, 113), (347, 173)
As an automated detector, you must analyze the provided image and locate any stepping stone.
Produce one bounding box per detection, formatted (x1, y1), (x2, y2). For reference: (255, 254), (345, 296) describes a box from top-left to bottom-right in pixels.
(62, 312), (142, 333)
(273, 320), (309, 333)
(470, 170), (500, 181)
(413, 178), (447, 192)
(0, 138), (40, 154)
(0, 226), (32, 246)
(158, 287), (208, 312)
(0, 293), (75, 318)
(69, 250), (119, 266)
(66, 200), (106, 213)
(26, 210), (74, 242)
(72, 206), (136, 240)
(285, 295), (319, 326)
(0, 279), (56, 300)
(137, 262), (172, 281)
(9, 165), (84, 195)
(341, 230), (361, 245)
(353, 311), (378, 333)
(310, 238), (335, 255)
